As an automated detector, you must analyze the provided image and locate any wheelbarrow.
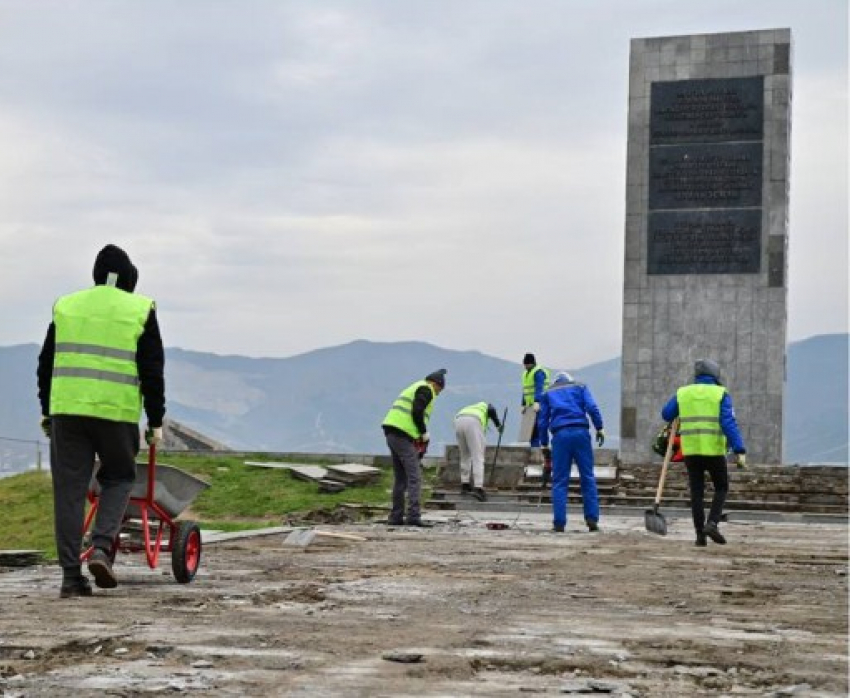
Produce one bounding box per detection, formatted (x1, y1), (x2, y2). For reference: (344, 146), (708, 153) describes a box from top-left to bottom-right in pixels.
(81, 444), (210, 583)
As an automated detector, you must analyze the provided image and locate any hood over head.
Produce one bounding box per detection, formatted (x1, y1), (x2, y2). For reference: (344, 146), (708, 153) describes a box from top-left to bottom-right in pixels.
(92, 244), (138, 292)
(694, 358), (722, 385)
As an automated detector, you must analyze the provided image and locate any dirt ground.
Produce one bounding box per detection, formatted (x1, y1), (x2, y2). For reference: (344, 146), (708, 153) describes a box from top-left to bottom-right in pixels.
(0, 512), (847, 697)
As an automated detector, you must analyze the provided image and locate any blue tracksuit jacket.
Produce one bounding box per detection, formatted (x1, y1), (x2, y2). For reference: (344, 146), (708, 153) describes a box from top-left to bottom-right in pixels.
(537, 378), (604, 526)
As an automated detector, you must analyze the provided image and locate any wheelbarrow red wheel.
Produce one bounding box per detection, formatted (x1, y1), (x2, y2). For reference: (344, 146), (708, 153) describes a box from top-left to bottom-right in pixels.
(172, 521), (202, 584)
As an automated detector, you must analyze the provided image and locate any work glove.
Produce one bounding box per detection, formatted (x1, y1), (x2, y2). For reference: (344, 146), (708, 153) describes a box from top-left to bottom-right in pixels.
(735, 453), (747, 470)
(497, 424), (505, 435)
(595, 429), (605, 447)
(40, 416), (52, 439)
(420, 431), (430, 443)
(145, 426), (163, 446)
(532, 402), (540, 413)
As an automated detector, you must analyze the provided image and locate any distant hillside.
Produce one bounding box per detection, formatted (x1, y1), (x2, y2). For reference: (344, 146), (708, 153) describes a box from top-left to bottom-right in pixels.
(1, 334), (846, 472)
(161, 341), (618, 455)
(785, 334), (849, 464)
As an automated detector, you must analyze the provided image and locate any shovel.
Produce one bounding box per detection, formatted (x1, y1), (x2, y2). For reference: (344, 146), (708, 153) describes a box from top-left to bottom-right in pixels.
(485, 407), (508, 487)
(644, 417), (679, 536)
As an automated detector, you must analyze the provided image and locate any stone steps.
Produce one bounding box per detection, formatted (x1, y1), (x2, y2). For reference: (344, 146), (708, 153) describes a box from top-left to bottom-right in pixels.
(431, 489), (847, 515)
(435, 446), (848, 516)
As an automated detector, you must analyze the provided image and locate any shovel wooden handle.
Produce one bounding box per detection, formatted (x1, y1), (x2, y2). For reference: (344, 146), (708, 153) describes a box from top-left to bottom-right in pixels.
(654, 417), (679, 506)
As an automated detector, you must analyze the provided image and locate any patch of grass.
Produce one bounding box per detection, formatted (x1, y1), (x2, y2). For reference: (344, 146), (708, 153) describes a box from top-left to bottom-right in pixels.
(0, 452), (435, 556)
(0, 471), (57, 558)
(160, 453), (398, 519)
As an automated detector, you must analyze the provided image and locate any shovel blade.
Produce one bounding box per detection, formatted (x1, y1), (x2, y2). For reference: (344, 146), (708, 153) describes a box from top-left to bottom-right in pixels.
(644, 508), (668, 536)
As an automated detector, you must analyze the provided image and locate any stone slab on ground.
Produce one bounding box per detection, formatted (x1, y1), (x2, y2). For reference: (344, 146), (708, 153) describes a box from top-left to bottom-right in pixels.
(324, 463), (382, 486)
(1, 515), (846, 697)
(286, 465), (329, 482)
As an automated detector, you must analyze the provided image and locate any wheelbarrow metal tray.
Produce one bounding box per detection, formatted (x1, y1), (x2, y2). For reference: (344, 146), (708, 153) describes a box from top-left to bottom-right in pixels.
(127, 462), (210, 518)
(90, 462), (210, 519)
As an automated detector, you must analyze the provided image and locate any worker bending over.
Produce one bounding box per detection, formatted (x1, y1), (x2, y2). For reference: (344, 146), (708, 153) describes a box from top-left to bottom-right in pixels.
(454, 402), (503, 502)
(382, 369), (446, 527)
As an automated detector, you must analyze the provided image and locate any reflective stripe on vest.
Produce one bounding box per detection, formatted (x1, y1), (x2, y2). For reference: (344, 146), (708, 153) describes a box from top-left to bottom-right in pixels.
(456, 402), (488, 430)
(382, 380), (435, 439)
(522, 367), (550, 406)
(50, 285), (153, 423)
(677, 384), (727, 456)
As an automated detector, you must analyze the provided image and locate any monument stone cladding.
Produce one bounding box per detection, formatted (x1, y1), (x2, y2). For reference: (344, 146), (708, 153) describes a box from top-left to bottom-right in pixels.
(619, 29), (792, 465)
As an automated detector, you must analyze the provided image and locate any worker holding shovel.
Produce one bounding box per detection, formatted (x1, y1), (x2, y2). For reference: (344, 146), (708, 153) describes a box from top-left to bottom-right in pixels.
(537, 372), (605, 533)
(454, 402), (504, 502)
(661, 359), (746, 547)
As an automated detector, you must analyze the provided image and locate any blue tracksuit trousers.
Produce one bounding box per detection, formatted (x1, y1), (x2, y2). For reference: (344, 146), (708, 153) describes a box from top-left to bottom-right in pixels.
(551, 427), (599, 527)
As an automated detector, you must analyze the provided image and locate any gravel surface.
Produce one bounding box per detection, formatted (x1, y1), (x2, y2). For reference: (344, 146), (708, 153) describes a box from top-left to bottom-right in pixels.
(0, 512), (847, 697)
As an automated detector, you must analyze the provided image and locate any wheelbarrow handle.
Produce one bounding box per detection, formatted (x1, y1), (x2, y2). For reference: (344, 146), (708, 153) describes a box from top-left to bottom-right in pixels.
(146, 443), (157, 504)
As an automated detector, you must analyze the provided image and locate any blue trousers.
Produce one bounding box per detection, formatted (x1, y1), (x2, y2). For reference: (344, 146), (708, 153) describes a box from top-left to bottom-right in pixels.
(529, 420), (543, 448)
(551, 427), (599, 527)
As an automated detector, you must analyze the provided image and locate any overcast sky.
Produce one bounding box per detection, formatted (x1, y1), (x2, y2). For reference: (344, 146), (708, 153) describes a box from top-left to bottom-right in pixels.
(0, 0), (846, 368)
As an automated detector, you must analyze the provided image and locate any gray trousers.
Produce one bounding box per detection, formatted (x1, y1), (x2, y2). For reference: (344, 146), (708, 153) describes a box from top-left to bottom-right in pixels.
(385, 430), (421, 522)
(50, 415), (139, 571)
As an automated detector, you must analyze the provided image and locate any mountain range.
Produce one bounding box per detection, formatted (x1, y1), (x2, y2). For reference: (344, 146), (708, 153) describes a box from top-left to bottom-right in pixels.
(0, 333), (846, 472)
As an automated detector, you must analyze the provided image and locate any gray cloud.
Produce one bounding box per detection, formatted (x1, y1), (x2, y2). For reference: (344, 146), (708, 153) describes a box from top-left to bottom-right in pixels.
(1, 0), (846, 368)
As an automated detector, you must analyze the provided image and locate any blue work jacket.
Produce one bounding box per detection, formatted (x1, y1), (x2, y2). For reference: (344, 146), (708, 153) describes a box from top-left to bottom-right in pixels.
(537, 379), (603, 448)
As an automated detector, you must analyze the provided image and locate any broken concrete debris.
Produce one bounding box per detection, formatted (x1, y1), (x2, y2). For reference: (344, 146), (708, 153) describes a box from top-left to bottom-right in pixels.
(0, 550), (45, 568)
(381, 650), (424, 663)
(244, 461), (381, 492)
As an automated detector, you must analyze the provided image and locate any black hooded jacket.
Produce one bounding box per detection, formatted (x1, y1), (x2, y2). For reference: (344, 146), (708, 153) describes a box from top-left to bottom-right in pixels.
(37, 245), (166, 427)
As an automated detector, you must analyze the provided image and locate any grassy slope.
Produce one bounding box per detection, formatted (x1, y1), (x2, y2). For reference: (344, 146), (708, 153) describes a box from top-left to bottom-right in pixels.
(0, 453), (429, 558)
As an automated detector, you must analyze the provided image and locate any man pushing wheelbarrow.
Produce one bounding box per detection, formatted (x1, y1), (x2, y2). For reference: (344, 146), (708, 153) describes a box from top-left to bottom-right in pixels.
(37, 244), (168, 598)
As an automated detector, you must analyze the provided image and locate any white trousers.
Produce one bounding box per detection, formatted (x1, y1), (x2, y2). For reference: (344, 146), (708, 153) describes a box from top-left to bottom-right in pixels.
(455, 415), (486, 488)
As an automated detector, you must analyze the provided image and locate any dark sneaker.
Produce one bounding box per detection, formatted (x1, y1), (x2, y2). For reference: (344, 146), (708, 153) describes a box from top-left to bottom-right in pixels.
(586, 519), (599, 532)
(704, 521), (727, 545)
(695, 533), (708, 547)
(386, 518), (404, 526)
(472, 488), (488, 502)
(87, 548), (118, 589)
(60, 576), (93, 599)
(553, 524), (565, 533)
(460, 483), (472, 496)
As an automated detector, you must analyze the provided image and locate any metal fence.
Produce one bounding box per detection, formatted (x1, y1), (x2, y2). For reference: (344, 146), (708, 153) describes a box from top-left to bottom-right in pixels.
(0, 435), (47, 475)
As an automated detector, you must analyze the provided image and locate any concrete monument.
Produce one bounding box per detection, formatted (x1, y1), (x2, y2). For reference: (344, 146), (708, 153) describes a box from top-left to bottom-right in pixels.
(620, 29), (792, 465)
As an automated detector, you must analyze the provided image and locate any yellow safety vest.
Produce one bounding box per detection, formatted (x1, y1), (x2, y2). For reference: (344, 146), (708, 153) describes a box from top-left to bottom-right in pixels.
(522, 367), (550, 406)
(456, 402), (488, 430)
(50, 285), (154, 423)
(677, 384), (728, 456)
(382, 380), (435, 439)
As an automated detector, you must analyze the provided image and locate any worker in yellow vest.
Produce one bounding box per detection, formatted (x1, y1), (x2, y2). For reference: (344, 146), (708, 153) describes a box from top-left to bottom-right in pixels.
(661, 359), (746, 547)
(521, 353), (552, 481)
(382, 369), (446, 526)
(37, 245), (166, 597)
(454, 402), (504, 502)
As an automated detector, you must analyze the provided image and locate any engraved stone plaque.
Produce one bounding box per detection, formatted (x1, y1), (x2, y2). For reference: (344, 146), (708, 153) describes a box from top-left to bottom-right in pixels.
(650, 77), (764, 145)
(647, 210), (762, 275)
(649, 142), (763, 210)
